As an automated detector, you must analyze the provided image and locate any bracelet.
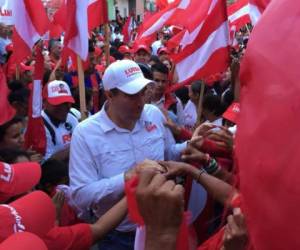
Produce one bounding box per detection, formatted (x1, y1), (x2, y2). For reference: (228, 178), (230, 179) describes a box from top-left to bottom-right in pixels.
(204, 158), (219, 175)
(196, 168), (206, 183)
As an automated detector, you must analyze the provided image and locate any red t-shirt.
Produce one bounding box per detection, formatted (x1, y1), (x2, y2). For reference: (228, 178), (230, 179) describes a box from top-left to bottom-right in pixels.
(43, 224), (93, 250)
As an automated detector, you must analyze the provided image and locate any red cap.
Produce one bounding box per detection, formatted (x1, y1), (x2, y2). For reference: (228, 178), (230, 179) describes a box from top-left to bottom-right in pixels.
(157, 47), (170, 55)
(119, 45), (132, 54)
(44, 80), (75, 105)
(222, 102), (240, 124)
(0, 232), (48, 250)
(0, 162), (41, 203)
(0, 191), (56, 243)
(134, 44), (151, 54)
(5, 43), (13, 53)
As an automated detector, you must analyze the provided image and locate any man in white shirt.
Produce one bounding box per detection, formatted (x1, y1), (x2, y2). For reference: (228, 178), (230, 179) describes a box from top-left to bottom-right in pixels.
(42, 80), (78, 161)
(151, 62), (185, 126)
(69, 60), (185, 250)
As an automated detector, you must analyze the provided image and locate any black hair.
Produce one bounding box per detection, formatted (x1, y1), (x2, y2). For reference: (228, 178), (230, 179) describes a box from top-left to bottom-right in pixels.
(48, 39), (61, 52)
(0, 148), (29, 163)
(203, 94), (223, 116)
(191, 80), (204, 96)
(138, 63), (153, 80)
(43, 69), (52, 86)
(7, 80), (30, 105)
(151, 61), (169, 75)
(39, 159), (69, 192)
(149, 55), (160, 65)
(175, 86), (189, 106)
(71, 87), (93, 110)
(0, 116), (23, 142)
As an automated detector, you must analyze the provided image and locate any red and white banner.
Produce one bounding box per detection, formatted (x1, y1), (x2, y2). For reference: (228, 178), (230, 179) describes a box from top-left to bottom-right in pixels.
(122, 14), (137, 44)
(11, 0), (49, 63)
(24, 46), (46, 155)
(248, 0), (270, 25)
(63, 0), (89, 61)
(0, 0), (13, 25)
(173, 0), (230, 86)
(228, 0), (251, 31)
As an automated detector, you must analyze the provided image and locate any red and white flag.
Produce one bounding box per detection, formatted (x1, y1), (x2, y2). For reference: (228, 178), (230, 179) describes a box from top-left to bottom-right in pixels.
(228, 0), (251, 31)
(236, 0), (300, 249)
(122, 13), (137, 44)
(173, 0), (230, 86)
(11, 0), (49, 63)
(63, 0), (89, 61)
(24, 46), (46, 155)
(248, 0), (270, 25)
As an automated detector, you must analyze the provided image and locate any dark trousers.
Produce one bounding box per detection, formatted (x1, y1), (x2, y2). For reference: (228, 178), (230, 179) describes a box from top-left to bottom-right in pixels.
(98, 229), (135, 250)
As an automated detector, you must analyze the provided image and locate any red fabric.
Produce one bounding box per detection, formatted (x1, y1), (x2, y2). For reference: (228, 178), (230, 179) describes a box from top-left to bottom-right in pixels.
(24, 47), (46, 155)
(0, 67), (15, 125)
(228, 0), (251, 31)
(63, 0), (77, 51)
(236, 1), (300, 249)
(0, 232), (48, 250)
(156, 0), (170, 10)
(0, 191), (56, 243)
(88, 0), (108, 32)
(50, 2), (67, 38)
(125, 176), (191, 250)
(178, 127), (192, 141)
(249, 0), (270, 13)
(44, 224), (93, 250)
(201, 139), (232, 159)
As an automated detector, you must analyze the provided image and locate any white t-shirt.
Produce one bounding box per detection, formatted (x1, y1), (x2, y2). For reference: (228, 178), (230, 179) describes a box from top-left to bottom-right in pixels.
(151, 40), (163, 56)
(183, 100), (197, 129)
(42, 111), (79, 160)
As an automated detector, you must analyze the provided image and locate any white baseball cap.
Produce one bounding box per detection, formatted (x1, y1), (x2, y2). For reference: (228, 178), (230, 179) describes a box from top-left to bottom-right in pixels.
(102, 60), (153, 95)
(44, 80), (75, 105)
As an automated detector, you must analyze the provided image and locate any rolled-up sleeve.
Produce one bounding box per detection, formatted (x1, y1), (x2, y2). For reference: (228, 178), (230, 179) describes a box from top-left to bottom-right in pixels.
(69, 126), (125, 214)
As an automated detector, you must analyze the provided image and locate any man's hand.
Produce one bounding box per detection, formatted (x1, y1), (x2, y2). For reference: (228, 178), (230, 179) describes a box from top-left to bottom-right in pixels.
(222, 208), (248, 250)
(158, 161), (198, 180)
(124, 160), (167, 182)
(136, 169), (184, 244)
(181, 138), (208, 164)
(206, 127), (234, 151)
(192, 123), (216, 139)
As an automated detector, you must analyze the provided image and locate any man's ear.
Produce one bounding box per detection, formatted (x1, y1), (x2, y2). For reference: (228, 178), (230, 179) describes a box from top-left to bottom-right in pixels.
(105, 90), (113, 100)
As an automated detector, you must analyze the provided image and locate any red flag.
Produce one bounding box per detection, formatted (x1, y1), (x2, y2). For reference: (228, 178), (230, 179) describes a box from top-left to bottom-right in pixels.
(122, 14), (137, 44)
(88, 0), (108, 31)
(173, 0), (230, 86)
(0, 67), (16, 125)
(228, 0), (251, 31)
(156, 0), (170, 10)
(236, 0), (300, 249)
(63, 0), (89, 60)
(49, 1), (67, 39)
(248, 0), (271, 25)
(11, 0), (49, 63)
(24, 46), (46, 155)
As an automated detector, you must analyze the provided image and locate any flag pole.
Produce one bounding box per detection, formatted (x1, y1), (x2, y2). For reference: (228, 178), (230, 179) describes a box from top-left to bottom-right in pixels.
(197, 82), (205, 124)
(77, 56), (87, 120)
(104, 23), (110, 66)
(16, 64), (20, 80)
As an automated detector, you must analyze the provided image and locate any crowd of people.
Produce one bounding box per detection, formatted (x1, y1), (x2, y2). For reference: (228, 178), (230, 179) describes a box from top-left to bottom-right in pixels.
(0, 8), (252, 250)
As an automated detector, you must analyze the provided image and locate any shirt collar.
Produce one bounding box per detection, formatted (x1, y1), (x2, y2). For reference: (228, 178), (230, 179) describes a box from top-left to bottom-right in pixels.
(98, 103), (147, 134)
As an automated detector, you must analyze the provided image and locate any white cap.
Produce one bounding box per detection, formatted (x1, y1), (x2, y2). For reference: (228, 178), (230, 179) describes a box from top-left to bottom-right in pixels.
(45, 80), (74, 105)
(102, 60), (152, 95)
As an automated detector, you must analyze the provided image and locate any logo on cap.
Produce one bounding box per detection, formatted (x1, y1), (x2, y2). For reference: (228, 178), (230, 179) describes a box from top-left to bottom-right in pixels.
(125, 67), (141, 78)
(2, 204), (26, 233)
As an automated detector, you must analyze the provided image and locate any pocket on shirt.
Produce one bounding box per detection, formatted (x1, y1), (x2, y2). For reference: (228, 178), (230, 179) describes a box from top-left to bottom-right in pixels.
(138, 133), (165, 161)
(95, 145), (134, 178)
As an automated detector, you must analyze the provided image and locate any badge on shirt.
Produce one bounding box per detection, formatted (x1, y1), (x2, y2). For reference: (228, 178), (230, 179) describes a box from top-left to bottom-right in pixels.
(144, 121), (157, 132)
